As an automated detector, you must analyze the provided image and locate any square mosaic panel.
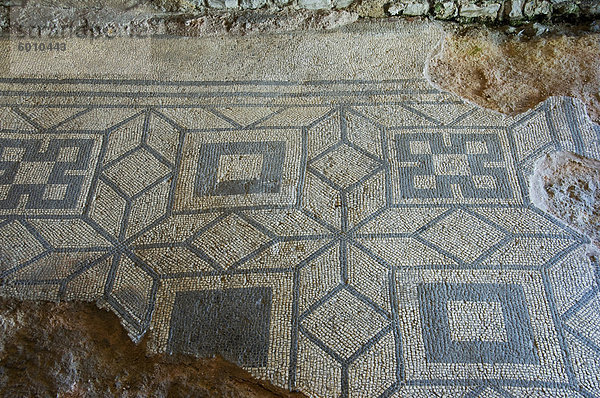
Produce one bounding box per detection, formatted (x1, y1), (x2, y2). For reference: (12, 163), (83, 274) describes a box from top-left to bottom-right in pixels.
(174, 129), (305, 211)
(0, 134), (102, 215)
(387, 128), (522, 205)
(149, 272), (294, 388)
(168, 286), (273, 367)
(396, 269), (568, 383)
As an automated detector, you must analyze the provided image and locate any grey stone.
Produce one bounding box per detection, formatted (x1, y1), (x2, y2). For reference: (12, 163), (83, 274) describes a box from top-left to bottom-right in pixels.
(532, 22), (549, 35)
(211, 0), (237, 7)
(530, 151), (600, 245)
(298, 0), (332, 9)
(404, 0), (430, 15)
(333, 0), (354, 8)
(240, 0), (266, 9)
(433, 0), (458, 19)
(387, 2), (406, 15)
(387, 0), (430, 16)
(508, 0), (526, 19)
(207, 0), (226, 8)
(459, 1), (501, 19)
(523, 0), (552, 18)
(0, 6), (7, 32)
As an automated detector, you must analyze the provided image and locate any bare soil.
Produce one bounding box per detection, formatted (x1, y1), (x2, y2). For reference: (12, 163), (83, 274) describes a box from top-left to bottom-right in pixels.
(0, 298), (305, 397)
(427, 26), (600, 123)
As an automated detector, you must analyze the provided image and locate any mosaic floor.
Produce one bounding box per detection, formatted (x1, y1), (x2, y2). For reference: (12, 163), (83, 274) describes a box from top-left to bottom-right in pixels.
(1, 25), (600, 398)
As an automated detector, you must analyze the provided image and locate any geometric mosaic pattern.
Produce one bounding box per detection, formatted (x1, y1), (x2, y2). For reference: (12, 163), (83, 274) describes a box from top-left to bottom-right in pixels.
(391, 130), (521, 203)
(0, 77), (599, 398)
(0, 135), (100, 214)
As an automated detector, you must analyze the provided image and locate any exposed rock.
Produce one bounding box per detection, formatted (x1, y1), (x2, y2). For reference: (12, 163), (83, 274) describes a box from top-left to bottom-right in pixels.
(0, 6), (7, 31)
(0, 297), (305, 397)
(427, 25), (600, 123)
(459, 1), (501, 19)
(387, 0), (430, 15)
(530, 151), (600, 246)
(298, 0), (332, 9)
(551, 0), (579, 18)
(523, 0), (552, 18)
(508, 0), (525, 19)
(532, 21), (548, 34)
(433, 0), (458, 18)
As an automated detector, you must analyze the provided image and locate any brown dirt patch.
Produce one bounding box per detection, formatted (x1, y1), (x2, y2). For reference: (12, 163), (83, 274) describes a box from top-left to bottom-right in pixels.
(427, 26), (600, 123)
(0, 298), (305, 397)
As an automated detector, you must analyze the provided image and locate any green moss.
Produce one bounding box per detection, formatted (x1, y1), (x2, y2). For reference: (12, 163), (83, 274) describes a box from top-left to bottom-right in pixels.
(467, 45), (482, 56)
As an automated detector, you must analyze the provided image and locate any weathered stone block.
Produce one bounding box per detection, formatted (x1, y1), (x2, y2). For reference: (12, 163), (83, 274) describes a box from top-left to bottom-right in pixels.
(508, 0), (526, 19)
(387, 0), (430, 15)
(433, 0), (458, 19)
(404, 0), (430, 14)
(333, 0), (354, 9)
(240, 0), (266, 9)
(550, 0), (580, 17)
(459, 1), (502, 19)
(207, 0), (226, 8)
(523, 0), (552, 18)
(298, 0), (332, 9)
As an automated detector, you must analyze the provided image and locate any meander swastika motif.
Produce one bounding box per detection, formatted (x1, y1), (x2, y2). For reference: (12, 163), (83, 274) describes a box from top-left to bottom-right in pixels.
(0, 136), (100, 214)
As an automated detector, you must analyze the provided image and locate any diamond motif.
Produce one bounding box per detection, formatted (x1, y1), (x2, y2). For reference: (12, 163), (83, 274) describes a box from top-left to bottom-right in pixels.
(310, 144), (381, 189)
(191, 214), (271, 269)
(104, 148), (170, 197)
(420, 209), (505, 264)
(302, 289), (388, 359)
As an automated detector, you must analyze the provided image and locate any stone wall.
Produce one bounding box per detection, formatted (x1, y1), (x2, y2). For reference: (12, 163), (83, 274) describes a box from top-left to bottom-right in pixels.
(2, 0), (599, 36)
(161, 0), (600, 22)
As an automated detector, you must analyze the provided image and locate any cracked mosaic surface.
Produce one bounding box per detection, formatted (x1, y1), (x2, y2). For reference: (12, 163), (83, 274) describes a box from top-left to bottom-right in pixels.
(0, 75), (599, 398)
